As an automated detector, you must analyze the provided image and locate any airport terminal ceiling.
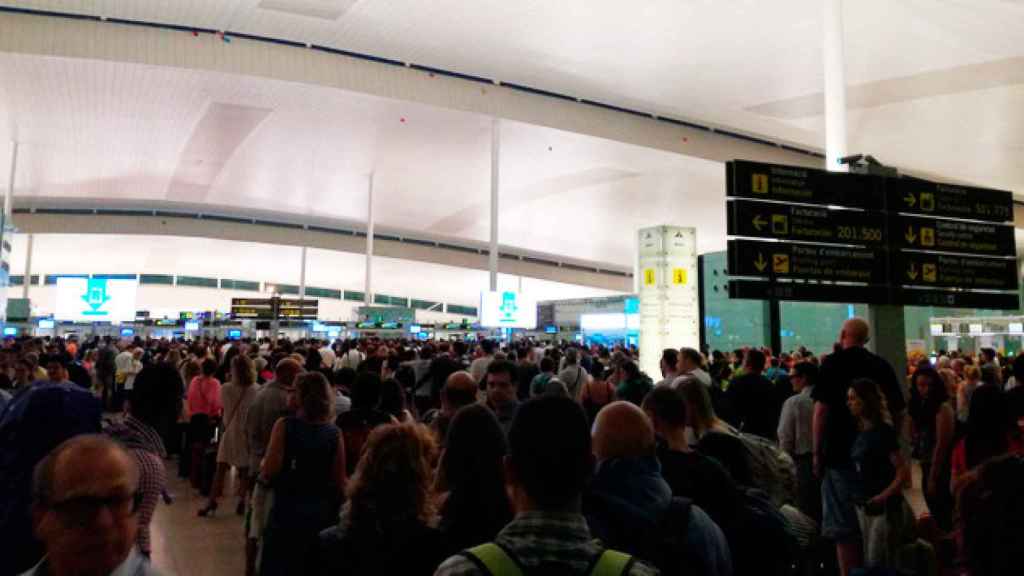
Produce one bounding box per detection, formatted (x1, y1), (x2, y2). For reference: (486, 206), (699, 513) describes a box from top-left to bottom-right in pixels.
(1, 0), (1023, 272)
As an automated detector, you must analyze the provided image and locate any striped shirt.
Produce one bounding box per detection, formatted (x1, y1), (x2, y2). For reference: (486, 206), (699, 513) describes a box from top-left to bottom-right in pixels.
(433, 511), (658, 576)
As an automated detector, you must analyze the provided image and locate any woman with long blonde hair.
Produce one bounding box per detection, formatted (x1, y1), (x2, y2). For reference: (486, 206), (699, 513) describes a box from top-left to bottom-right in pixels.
(198, 354), (260, 517)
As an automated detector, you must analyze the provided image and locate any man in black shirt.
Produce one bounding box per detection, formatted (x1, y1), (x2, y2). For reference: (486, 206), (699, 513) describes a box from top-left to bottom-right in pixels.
(725, 349), (777, 439)
(516, 347), (540, 401)
(642, 387), (738, 546)
(812, 318), (905, 576)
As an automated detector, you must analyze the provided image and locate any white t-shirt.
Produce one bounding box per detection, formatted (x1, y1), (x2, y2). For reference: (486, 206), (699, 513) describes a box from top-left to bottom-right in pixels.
(335, 349), (363, 371)
(469, 355), (494, 384)
(319, 347), (337, 370)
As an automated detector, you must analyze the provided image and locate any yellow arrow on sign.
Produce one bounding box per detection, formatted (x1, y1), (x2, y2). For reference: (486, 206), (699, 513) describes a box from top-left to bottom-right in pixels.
(905, 226), (917, 244)
(907, 262), (919, 280)
(752, 214), (767, 232)
(754, 253), (768, 272)
(904, 193), (917, 208)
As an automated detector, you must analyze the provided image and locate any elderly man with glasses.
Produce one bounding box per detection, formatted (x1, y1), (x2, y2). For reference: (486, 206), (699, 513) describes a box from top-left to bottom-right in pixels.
(23, 434), (163, 576)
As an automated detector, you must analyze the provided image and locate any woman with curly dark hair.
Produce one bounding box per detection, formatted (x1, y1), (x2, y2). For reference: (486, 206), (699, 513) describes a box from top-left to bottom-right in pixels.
(319, 422), (447, 575)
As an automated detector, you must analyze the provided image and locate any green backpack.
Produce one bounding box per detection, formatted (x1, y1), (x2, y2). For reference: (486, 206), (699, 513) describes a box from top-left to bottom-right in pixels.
(461, 543), (634, 576)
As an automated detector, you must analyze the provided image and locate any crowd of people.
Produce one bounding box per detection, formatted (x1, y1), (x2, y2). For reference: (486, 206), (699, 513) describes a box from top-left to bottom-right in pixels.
(0, 320), (1023, 576)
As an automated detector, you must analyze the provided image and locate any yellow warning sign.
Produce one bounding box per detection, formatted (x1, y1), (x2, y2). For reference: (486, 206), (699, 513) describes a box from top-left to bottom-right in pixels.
(672, 268), (687, 286)
(922, 263), (937, 283)
(772, 254), (790, 274)
(771, 214), (789, 235)
(920, 192), (935, 212)
(751, 173), (769, 194)
(920, 227), (935, 247)
(643, 268), (656, 286)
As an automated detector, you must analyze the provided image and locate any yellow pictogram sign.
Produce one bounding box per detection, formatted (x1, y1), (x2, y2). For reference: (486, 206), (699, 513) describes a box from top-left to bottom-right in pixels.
(771, 214), (789, 235)
(772, 254), (790, 274)
(672, 268), (687, 286)
(920, 227), (935, 247)
(923, 263), (937, 283)
(643, 268), (656, 286)
(920, 192), (935, 212)
(752, 173), (769, 194)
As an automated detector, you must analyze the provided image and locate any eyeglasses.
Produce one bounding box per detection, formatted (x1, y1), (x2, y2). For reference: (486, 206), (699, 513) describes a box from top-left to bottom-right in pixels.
(47, 492), (142, 528)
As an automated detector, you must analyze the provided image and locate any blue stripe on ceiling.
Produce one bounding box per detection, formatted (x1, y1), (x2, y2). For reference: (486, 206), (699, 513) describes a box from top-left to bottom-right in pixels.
(0, 5), (826, 160)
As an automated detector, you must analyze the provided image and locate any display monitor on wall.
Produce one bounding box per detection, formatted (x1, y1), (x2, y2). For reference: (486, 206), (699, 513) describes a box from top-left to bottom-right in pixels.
(228, 329), (242, 340)
(55, 278), (138, 323)
(3, 327), (16, 336)
(120, 328), (135, 337)
(38, 319), (55, 329)
(479, 291), (537, 329)
(185, 321), (200, 331)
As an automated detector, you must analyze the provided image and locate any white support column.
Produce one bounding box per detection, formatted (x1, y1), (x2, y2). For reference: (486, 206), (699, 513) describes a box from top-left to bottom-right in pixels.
(489, 118), (500, 291)
(3, 141), (15, 232)
(2, 142), (18, 324)
(298, 245), (307, 300)
(22, 233), (33, 300)
(823, 0), (848, 173)
(364, 172), (375, 307)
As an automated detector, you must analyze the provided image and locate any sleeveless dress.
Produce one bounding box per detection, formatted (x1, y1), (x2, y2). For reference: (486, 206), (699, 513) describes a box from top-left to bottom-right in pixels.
(216, 383), (260, 468)
(260, 417), (342, 576)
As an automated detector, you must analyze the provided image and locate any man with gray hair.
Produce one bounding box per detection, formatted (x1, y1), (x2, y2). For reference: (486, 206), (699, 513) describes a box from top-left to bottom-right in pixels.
(674, 347), (711, 388)
(24, 435), (163, 576)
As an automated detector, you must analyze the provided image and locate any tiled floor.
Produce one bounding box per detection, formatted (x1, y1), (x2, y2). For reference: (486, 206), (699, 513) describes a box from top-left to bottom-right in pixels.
(150, 461), (247, 576)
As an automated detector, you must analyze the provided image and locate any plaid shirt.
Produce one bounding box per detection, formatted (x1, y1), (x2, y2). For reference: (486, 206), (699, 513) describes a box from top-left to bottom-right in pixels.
(433, 511), (658, 576)
(107, 416), (167, 555)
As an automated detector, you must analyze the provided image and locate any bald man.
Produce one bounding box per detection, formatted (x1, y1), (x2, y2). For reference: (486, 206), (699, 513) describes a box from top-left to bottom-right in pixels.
(26, 435), (163, 576)
(812, 317), (904, 576)
(584, 402), (732, 576)
(429, 371), (480, 448)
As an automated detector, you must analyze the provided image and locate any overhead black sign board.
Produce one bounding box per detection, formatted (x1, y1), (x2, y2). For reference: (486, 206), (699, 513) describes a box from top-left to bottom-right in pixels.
(888, 178), (1013, 223)
(230, 307), (273, 319)
(727, 160), (885, 210)
(231, 298), (273, 307)
(278, 299), (318, 308)
(728, 199), (885, 246)
(728, 280), (890, 305)
(726, 160), (1018, 310)
(893, 253), (1017, 291)
(896, 288), (1020, 310)
(892, 215), (1015, 256)
(728, 240), (888, 284)
(232, 297), (318, 320)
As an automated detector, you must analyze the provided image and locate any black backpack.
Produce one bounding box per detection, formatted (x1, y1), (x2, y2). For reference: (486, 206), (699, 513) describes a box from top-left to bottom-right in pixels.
(729, 488), (800, 576)
(587, 493), (696, 575)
